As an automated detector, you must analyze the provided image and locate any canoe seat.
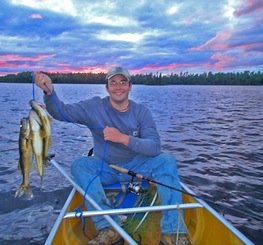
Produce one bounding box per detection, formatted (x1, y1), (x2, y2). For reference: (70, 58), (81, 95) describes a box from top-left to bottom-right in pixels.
(104, 181), (158, 232)
(104, 181), (154, 208)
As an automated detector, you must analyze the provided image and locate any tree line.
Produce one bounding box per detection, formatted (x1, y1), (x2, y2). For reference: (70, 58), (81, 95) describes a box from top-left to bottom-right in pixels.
(0, 70), (263, 85)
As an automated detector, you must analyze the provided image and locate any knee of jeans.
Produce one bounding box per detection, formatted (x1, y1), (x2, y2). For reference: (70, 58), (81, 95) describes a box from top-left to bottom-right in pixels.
(155, 153), (177, 172)
(71, 156), (88, 176)
(161, 153), (176, 166)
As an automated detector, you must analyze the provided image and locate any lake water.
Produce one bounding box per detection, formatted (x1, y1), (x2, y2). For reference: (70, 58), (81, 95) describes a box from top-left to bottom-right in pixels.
(0, 83), (262, 244)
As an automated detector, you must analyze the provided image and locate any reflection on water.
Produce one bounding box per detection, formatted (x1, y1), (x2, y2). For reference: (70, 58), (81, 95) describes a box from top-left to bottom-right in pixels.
(0, 84), (262, 244)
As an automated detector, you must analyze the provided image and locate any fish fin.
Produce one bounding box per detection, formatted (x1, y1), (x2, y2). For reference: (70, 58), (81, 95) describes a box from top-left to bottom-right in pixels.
(25, 185), (33, 199)
(35, 155), (43, 177)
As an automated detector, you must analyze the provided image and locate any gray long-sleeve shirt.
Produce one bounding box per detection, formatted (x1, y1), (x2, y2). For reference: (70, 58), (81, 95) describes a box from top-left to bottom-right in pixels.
(44, 91), (161, 164)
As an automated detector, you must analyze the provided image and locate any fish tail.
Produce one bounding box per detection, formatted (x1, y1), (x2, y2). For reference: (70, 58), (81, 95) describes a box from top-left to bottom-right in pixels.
(15, 184), (33, 199)
(25, 185), (33, 199)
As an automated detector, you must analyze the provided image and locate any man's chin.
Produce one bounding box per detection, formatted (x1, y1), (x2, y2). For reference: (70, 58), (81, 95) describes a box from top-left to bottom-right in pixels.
(111, 96), (128, 103)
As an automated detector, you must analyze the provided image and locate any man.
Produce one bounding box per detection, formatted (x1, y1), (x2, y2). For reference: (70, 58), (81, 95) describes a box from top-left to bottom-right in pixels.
(35, 67), (186, 245)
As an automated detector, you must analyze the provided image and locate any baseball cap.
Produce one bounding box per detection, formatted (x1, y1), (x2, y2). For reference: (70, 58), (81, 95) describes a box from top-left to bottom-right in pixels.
(105, 66), (131, 81)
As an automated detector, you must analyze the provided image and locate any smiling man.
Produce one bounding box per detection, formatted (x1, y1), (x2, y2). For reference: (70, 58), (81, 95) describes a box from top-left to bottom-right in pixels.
(35, 66), (186, 245)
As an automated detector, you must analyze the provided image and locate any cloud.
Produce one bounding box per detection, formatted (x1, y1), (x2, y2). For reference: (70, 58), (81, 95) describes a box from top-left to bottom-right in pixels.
(210, 50), (263, 71)
(95, 31), (144, 43)
(234, 0), (263, 16)
(0, 0), (262, 75)
(29, 14), (43, 19)
(190, 31), (233, 51)
(0, 54), (55, 62)
(11, 0), (77, 16)
(0, 54), (55, 73)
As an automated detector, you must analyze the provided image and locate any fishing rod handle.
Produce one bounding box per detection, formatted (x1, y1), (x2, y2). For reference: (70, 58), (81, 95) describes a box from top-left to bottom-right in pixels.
(109, 164), (144, 179)
(109, 164), (127, 174)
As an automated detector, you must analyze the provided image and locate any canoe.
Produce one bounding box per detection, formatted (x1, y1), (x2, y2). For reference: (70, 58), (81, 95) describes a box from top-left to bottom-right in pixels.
(45, 159), (254, 245)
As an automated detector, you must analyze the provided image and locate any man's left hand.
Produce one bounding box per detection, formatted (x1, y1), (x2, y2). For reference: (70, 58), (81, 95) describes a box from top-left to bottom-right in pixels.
(103, 126), (129, 146)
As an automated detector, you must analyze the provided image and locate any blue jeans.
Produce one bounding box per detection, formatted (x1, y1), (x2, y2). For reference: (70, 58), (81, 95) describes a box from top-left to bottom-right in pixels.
(71, 153), (185, 233)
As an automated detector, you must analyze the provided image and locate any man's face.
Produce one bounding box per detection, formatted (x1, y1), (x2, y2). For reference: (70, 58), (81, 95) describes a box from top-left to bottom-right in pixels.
(106, 74), (132, 104)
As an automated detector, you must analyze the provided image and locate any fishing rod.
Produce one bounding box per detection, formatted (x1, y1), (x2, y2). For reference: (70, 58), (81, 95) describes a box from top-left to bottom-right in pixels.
(110, 164), (216, 205)
(110, 164), (262, 221)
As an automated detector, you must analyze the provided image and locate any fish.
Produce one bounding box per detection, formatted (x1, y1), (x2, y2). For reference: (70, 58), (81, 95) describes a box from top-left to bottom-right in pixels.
(29, 100), (52, 166)
(29, 109), (44, 179)
(15, 117), (34, 198)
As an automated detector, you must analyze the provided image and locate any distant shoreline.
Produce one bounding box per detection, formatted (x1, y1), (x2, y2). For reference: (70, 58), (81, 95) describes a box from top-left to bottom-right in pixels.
(0, 71), (263, 85)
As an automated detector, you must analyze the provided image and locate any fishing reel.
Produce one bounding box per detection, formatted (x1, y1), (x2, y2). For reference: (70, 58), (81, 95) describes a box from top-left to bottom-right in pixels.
(128, 176), (144, 195)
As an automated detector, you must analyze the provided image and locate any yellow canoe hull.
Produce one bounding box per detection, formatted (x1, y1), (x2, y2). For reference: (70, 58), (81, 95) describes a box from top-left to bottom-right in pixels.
(48, 186), (253, 245)
(184, 194), (245, 245)
(51, 189), (163, 245)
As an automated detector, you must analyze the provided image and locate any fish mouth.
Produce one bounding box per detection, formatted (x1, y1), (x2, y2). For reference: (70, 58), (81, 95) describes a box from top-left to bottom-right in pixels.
(29, 99), (46, 109)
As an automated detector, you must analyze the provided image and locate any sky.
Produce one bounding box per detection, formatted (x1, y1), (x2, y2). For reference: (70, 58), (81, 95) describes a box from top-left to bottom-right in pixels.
(0, 0), (263, 76)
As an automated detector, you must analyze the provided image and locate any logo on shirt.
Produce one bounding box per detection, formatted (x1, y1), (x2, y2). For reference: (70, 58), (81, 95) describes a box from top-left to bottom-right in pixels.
(132, 130), (139, 137)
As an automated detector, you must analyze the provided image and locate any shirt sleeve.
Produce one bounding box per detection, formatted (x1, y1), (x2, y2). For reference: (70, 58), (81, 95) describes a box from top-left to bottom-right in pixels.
(43, 90), (93, 125)
(127, 108), (161, 156)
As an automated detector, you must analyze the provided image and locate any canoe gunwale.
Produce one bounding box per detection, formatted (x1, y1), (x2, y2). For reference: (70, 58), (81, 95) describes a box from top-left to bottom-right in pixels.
(63, 203), (203, 219)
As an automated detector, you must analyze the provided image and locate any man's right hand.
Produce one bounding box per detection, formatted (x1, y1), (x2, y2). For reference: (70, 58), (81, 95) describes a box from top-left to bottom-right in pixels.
(34, 72), (53, 95)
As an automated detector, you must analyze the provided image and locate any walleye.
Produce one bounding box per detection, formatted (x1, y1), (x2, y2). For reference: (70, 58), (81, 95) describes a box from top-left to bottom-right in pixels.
(29, 109), (44, 178)
(15, 99), (52, 198)
(15, 117), (33, 199)
(29, 100), (52, 166)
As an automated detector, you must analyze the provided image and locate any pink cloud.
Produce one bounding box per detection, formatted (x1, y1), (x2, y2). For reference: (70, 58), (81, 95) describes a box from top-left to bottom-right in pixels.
(0, 53), (55, 63)
(50, 63), (197, 75)
(209, 52), (237, 70)
(0, 54), (55, 72)
(208, 51), (261, 71)
(0, 60), (42, 68)
(29, 14), (43, 19)
(237, 42), (263, 52)
(190, 30), (233, 51)
(234, 0), (263, 16)
(0, 61), (18, 68)
(46, 65), (107, 74)
(73, 66), (107, 74)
